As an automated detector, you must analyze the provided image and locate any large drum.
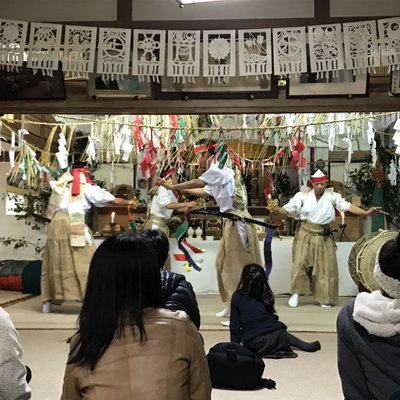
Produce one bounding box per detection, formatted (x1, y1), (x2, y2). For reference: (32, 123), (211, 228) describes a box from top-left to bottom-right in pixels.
(348, 230), (398, 292)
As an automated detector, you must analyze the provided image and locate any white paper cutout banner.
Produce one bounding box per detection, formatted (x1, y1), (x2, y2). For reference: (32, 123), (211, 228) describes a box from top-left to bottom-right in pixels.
(63, 25), (97, 79)
(238, 29), (272, 78)
(378, 17), (400, 70)
(132, 29), (166, 82)
(27, 22), (62, 75)
(203, 30), (236, 83)
(308, 24), (344, 78)
(272, 26), (307, 76)
(97, 27), (131, 80)
(0, 19), (28, 71)
(167, 30), (200, 83)
(343, 20), (379, 72)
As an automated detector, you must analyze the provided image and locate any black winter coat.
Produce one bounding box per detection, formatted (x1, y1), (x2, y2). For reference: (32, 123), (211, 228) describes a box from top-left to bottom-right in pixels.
(160, 269), (201, 329)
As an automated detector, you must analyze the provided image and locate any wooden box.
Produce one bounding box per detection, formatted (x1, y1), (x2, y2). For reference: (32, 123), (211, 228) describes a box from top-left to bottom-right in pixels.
(93, 206), (147, 235)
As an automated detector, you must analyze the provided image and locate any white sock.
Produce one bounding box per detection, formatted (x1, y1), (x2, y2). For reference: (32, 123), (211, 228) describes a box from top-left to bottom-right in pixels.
(216, 304), (230, 317)
(221, 320), (230, 327)
(42, 301), (52, 313)
(288, 293), (299, 308)
(320, 304), (332, 308)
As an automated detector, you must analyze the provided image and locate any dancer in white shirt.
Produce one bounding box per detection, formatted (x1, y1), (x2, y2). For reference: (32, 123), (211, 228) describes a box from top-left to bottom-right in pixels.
(41, 166), (137, 313)
(143, 167), (196, 234)
(274, 169), (380, 308)
(160, 140), (262, 319)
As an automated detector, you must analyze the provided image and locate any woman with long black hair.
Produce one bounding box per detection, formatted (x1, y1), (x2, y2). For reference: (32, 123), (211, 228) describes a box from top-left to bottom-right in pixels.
(230, 264), (321, 358)
(61, 232), (211, 400)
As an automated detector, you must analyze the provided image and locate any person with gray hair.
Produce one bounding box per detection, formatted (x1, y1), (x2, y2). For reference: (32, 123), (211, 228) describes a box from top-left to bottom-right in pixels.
(337, 231), (400, 400)
(0, 307), (31, 400)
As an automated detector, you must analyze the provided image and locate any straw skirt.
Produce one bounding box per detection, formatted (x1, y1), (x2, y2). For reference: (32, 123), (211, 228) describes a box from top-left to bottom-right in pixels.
(41, 211), (95, 304)
(216, 219), (262, 303)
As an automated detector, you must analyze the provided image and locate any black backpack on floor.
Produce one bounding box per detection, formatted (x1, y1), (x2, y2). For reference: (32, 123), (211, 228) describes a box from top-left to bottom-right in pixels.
(206, 342), (276, 390)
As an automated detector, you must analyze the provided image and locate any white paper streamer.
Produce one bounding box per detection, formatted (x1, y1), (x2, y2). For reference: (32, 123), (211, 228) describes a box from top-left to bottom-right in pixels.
(378, 17), (400, 69)
(97, 27), (132, 81)
(343, 20), (379, 72)
(132, 29), (166, 82)
(308, 24), (344, 78)
(238, 29), (272, 78)
(167, 30), (200, 82)
(27, 22), (62, 75)
(203, 30), (236, 83)
(63, 25), (97, 78)
(0, 19), (28, 70)
(272, 26), (307, 76)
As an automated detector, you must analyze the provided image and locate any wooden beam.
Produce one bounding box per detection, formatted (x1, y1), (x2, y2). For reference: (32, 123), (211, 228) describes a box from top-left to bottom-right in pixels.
(117, 0), (132, 23)
(0, 79), (399, 115)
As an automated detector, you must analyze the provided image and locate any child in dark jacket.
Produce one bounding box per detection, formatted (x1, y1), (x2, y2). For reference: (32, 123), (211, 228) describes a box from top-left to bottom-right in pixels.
(230, 264), (321, 358)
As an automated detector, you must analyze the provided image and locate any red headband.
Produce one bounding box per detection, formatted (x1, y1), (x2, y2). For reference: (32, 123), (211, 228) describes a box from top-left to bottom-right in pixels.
(311, 176), (328, 183)
(162, 167), (176, 178)
(194, 144), (216, 154)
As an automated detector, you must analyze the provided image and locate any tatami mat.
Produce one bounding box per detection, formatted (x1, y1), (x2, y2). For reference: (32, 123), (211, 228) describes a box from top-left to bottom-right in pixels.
(3, 292), (353, 332)
(0, 289), (34, 307)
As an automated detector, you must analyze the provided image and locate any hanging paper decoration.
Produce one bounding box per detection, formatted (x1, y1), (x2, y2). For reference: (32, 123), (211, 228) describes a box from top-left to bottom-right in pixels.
(393, 119), (400, 156)
(308, 24), (344, 79)
(63, 25), (97, 79)
(132, 29), (166, 82)
(119, 116), (133, 162)
(0, 19), (28, 71)
(55, 131), (68, 169)
(378, 17), (400, 70)
(167, 30), (200, 83)
(97, 27), (131, 80)
(27, 22), (62, 75)
(203, 30), (236, 83)
(238, 29), (272, 78)
(388, 160), (397, 186)
(272, 26), (307, 76)
(343, 20), (379, 72)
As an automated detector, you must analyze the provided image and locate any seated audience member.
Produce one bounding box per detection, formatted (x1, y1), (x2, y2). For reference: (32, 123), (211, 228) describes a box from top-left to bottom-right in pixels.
(391, 389), (400, 400)
(337, 231), (400, 400)
(230, 264), (321, 358)
(61, 233), (211, 400)
(0, 307), (31, 400)
(140, 229), (201, 329)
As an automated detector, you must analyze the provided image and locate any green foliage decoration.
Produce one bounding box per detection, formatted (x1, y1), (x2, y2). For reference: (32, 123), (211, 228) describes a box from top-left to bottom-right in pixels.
(348, 164), (375, 208)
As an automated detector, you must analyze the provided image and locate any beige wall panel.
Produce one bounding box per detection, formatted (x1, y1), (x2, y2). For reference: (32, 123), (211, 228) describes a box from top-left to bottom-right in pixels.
(0, 162), (47, 259)
(331, 0), (400, 17)
(132, 0), (314, 21)
(1, 0), (117, 22)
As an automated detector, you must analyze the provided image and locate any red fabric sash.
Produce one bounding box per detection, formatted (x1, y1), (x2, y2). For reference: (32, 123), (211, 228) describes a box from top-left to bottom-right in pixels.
(71, 168), (94, 195)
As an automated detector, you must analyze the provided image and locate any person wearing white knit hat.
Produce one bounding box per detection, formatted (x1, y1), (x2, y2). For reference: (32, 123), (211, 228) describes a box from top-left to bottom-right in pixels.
(337, 231), (400, 400)
(273, 169), (380, 308)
